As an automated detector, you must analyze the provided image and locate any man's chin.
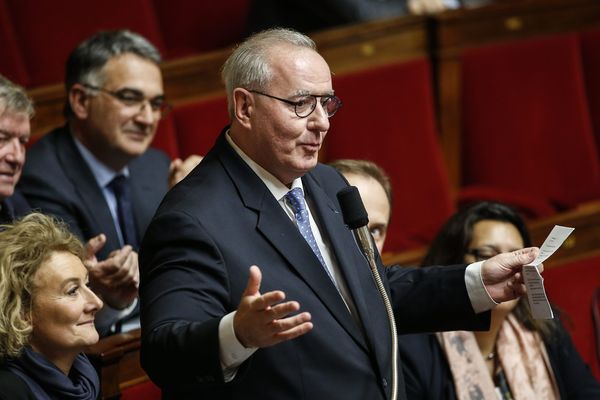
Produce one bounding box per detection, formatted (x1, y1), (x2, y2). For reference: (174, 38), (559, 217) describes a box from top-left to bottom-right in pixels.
(0, 186), (15, 200)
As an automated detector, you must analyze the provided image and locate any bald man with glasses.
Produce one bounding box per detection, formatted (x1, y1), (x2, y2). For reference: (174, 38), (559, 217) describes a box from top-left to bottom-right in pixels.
(19, 30), (201, 336)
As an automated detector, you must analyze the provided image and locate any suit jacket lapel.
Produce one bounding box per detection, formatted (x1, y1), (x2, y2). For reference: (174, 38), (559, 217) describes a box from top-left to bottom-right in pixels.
(215, 133), (367, 350)
(128, 156), (167, 243)
(56, 129), (121, 250)
(303, 171), (391, 381)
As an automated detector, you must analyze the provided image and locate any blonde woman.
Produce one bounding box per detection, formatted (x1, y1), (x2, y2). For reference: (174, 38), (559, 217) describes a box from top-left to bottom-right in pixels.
(0, 213), (102, 399)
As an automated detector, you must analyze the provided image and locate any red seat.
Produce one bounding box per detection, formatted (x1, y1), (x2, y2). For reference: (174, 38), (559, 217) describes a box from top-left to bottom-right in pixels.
(327, 59), (455, 252)
(544, 254), (600, 380)
(120, 380), (161, 400)
(460, 34), (600, 216)
(580, 28), (600, 161)
(0, 0), (28, 85)
(152, 114), (180, 159)
(171, 97), (230, 159)
(6, 0), (166, 87)
(152, 0), (251, 59)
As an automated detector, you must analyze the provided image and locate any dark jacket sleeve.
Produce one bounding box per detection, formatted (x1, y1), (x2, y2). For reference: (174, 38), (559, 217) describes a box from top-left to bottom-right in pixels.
(387, 265), (490, 333)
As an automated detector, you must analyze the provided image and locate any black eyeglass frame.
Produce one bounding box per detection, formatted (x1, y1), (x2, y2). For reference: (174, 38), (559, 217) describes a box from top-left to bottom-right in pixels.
(248, 89), (342, 118)
(80, 83), (171, 115)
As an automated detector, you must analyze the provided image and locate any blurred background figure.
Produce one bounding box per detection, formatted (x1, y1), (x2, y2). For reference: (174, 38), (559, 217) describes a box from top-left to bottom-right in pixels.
(0, 213), (103, 399)
(0, 74), (33, 224)
(249, 0), (494, 35)
(330, 159), (392, 254)
(398, 201), (600, 399)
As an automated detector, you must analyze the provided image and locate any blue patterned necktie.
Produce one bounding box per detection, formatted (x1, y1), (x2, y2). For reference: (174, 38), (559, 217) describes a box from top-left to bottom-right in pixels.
(285, 188), (338, 285)
(107, 174), (139, 250)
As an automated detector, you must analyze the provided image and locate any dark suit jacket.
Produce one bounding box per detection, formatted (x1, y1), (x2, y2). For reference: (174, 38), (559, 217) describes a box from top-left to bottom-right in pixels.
(139, 131), (489, 399)
(0, 190), (31, 224)
(18, 125), (170, 260)
(398, 318), (600, 399)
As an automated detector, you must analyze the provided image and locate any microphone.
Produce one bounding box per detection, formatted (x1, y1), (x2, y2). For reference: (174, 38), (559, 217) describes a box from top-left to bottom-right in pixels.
(337, 186), (398, 400)
(336, 186), (375, 263)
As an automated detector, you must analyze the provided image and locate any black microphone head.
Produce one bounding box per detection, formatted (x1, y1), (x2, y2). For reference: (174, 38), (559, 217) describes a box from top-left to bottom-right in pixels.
(337, 186), (369, 229)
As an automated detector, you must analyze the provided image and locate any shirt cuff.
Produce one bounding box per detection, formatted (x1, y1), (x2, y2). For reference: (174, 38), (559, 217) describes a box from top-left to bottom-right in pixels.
(95, 298), (138, 333)
(465, 261), (498, 314)
(219, 311), (257, 382)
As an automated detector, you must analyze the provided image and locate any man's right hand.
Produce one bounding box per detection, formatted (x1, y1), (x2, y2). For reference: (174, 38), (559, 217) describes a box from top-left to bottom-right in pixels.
(233, 265), (313, 348)
(84, 234), (139, 310)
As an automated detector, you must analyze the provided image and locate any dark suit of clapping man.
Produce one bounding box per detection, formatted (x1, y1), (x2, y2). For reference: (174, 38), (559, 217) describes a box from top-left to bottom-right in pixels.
(139, 28), (539, 399)
(18, 30), (201, 335)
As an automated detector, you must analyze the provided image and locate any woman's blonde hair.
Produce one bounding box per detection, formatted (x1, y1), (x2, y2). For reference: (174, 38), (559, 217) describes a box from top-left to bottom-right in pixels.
(0, 213), (84, 360)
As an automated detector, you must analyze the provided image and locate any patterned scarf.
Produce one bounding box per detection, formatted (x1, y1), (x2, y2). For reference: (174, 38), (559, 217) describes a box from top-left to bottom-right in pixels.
(438, 313), (559, 400)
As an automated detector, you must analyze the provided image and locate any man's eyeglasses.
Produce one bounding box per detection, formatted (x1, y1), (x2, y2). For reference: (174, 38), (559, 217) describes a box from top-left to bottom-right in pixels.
(248, 90), (342, 118)
(465, 246), (501, 262)
(81, 83), (170, 116)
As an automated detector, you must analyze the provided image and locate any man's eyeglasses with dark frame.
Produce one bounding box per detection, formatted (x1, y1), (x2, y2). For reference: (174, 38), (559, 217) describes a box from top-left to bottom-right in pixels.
(81, 83), (171, 116)
(248, 90), (342, 118)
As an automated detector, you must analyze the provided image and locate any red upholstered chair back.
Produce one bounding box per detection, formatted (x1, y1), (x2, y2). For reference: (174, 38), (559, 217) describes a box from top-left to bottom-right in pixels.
(544, 254), (600, 380)
(580, 28), (600, 161)
(152, 114), (180, 159)
(152, 0), (251, 59)
(6, 0), (166, 87)
(172, 96), (230, 159)
(460, 34), (600, 214)
(120, 380), (161, 400)
(327, 59), (454, 252)
(0, 0), (28, 86)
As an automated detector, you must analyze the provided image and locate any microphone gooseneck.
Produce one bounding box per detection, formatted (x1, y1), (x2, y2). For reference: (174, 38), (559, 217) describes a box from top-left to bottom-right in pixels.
(337, 186), (398, 400)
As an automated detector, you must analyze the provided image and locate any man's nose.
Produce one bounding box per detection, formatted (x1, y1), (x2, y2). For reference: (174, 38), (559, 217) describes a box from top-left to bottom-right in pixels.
(134, 101), (158, 125)
(4, 137), (25, 163)
(308, 101), (330, 132)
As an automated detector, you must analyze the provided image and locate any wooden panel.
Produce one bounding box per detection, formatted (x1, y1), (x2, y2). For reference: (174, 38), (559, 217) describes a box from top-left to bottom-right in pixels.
(85, 328), (147, 400)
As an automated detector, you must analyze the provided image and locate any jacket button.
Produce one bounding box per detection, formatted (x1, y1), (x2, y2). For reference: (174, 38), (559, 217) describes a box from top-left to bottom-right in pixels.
(382, 378), (388, 387)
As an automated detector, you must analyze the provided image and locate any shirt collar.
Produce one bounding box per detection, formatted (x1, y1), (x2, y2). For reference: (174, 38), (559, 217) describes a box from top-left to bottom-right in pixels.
(72, 136), (130, 188)
(225, 131), (303, 201)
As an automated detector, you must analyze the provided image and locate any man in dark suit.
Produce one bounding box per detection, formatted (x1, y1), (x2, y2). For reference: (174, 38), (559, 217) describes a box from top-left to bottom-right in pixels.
(139, 28), (538, 399)
(18, 30), (200, 335)
(0, 75), (33, 224)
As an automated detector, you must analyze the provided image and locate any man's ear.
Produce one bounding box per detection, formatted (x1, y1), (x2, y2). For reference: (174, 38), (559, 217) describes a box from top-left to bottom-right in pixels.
(233, 88), (253, 129)
(69, 84), (91, 119)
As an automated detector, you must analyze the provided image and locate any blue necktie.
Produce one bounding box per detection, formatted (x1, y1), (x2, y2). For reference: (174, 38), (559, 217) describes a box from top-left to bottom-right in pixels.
(107, 175), (139, 250)
(285, 188), (337, 285)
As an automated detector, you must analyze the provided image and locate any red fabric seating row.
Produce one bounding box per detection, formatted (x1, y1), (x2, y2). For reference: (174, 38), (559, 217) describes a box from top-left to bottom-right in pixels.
(0, 0), (250, 87)
(152, 96), (229, 160)
(459, 33), (600, 217)
(327, 59), (455, 252)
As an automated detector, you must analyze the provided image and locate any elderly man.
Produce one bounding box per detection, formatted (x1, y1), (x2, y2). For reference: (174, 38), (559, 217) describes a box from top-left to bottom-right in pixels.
(19, 30), (200, 335)
(0, 75), (33, 223)
(139, 28), (538, 399)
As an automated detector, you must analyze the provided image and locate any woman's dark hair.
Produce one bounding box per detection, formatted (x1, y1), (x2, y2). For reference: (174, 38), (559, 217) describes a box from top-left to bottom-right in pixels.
(422, 201), (558, 341)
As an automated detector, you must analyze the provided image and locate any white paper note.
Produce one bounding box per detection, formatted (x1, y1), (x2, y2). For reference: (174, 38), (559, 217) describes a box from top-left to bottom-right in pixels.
(523, 225), (574, 319)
